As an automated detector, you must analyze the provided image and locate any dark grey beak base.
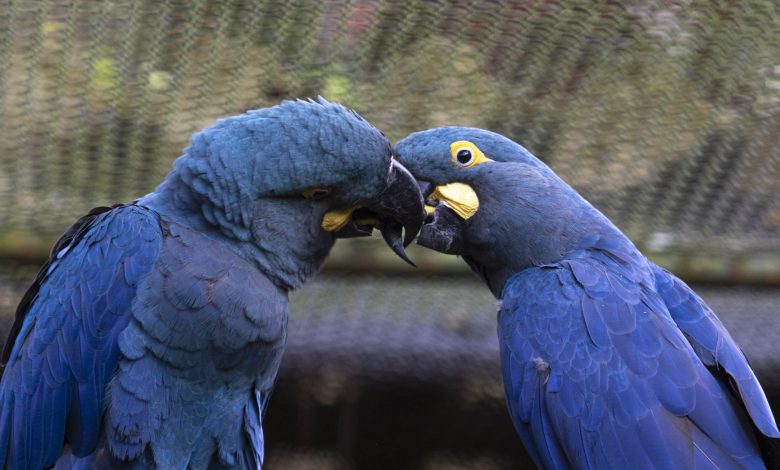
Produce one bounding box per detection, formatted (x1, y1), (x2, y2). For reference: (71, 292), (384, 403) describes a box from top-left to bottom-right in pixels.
(417, 203), (466, 255)
(413, 178), (467, 255)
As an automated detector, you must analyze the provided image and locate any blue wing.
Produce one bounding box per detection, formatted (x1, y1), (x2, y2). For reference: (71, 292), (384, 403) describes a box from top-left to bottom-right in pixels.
(652, 265), (780, 439)
(0, 205), (162, 470)
(499, 234), (777, 469)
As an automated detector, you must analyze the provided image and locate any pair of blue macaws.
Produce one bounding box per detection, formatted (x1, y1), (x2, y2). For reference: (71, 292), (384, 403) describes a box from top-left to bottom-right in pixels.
(0, 99), (776, 469)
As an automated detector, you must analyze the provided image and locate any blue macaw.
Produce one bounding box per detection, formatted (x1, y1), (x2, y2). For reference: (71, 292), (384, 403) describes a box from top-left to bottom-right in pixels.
(395, 127), (780, 469)
(0, 99), (424, 469)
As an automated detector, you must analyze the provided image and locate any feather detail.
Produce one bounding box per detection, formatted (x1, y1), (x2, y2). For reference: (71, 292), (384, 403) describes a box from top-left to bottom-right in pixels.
(498, 241), (772, 470)
(0, 205), (162, 469)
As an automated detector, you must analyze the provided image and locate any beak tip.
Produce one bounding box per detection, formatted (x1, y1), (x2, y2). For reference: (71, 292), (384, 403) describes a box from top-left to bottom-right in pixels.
(380, 220), (418, 267)
(394, 246), (417, 267)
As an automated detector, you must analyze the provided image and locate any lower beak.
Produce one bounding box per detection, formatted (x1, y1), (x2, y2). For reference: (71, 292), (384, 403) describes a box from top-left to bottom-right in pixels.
(326, 160), (425, 266)
(414, 180), (478, 255)
(418, 203), (466, 254)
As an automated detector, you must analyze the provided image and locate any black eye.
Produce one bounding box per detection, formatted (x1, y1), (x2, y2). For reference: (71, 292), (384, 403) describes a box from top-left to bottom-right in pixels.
(455, 148), (474, 166)
(303, 188), (332, 200)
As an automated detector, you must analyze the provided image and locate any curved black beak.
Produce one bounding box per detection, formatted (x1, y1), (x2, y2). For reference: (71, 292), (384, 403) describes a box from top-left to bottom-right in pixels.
(330, 160), (424, 265)
(365, 160), (425, 266)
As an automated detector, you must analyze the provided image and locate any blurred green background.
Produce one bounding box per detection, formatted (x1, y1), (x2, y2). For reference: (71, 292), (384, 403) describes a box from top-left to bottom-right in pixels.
(1, 1), (779, 468)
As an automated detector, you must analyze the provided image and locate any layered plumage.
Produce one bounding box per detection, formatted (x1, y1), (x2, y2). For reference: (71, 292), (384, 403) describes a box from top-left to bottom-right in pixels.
(395, 127), (779, 469)
(0, 99), (423, 469)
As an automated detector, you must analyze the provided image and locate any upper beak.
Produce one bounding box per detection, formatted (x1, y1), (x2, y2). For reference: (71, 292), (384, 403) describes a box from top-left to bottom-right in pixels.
(364, 160), (425, 265)
(327, 159), (425, 266)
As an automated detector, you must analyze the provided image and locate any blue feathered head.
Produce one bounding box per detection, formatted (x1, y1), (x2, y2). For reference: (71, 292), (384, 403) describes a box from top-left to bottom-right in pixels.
(145, 99), (424, 288)
(395, 126), (616, 295)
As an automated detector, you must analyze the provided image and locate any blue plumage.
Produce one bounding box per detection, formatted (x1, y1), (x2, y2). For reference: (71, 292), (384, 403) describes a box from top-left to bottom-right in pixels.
(0, 99), (424, 469)
(0, 205), (161, 469)
(500, 239), (772, 469)
(395, 126), (779, 469)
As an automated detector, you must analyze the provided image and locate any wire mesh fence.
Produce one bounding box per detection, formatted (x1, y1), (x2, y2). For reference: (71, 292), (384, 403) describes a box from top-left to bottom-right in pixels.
(1, 2), (780, 467)
(0, 0), (779, 254)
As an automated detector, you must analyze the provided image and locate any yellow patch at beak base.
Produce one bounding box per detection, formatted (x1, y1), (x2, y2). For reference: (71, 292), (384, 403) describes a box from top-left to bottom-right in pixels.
(322, 207), (357, 231)
(429, 183), (479, 220)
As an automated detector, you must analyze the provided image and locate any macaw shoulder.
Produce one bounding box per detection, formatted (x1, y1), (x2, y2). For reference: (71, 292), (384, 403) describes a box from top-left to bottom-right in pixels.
(3, 204), (164, 370)
(498, 238), (662, 384)
(497, 235), (665, 416)
(500, 232), (652, 312)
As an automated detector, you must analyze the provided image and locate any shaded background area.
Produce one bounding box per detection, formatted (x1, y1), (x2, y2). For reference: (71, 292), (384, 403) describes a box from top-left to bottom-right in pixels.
(0, 1), (779, 468)
(0, 268), (779, 468)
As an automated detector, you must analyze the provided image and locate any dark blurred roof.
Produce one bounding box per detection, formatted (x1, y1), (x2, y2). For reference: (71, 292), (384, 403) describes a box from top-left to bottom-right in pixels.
(284, 273), (780, 389)
(285, 273), (500, 385)
(1, 268), (778, 390)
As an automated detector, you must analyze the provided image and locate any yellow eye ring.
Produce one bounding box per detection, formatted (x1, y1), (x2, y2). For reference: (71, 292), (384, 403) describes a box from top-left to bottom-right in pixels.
(450, 141), (492, 168)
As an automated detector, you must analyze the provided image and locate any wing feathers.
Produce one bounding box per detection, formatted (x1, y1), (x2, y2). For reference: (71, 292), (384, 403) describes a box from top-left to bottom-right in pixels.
(654, 266), (780, 439)
(499, 239), (774, 469)
(0, 205), (162, 469)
